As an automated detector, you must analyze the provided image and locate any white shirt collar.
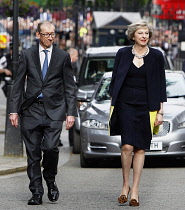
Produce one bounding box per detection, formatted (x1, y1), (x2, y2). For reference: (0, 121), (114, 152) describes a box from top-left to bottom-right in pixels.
(39, 44), (53, 53)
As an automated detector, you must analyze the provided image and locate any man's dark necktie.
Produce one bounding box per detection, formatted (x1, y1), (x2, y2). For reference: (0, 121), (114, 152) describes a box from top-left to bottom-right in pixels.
(42, 50), (48, 79)
(38, 50), (48, 98)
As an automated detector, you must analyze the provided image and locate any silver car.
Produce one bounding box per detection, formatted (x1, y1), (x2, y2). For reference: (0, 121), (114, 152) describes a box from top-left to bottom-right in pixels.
(80, 70), (185, 167)
(72, 46), (173, 154)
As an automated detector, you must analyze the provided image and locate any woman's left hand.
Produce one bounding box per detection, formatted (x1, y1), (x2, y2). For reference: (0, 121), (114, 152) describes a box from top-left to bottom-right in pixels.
(154, 113), (163, 126)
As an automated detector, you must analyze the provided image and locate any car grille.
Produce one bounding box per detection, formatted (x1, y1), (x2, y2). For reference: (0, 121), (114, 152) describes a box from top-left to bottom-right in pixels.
(153, 121), (170, 137)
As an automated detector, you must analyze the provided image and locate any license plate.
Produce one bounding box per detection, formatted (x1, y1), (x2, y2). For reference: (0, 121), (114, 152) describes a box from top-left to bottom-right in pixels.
(150, 142), (162, 150)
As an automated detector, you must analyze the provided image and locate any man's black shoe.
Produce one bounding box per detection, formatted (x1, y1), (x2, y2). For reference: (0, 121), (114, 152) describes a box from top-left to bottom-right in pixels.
(47, 182), (59, 202)
(58, 140), (63, 146)
(28, 194), (42, 205)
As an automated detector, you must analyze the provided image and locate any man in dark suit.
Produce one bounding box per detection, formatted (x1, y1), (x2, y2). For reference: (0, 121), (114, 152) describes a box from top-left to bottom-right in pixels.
(9, 21), (77, 205)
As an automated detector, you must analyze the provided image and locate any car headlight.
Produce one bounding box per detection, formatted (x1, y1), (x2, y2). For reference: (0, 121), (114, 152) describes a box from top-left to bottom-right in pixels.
(82, 120), (108, 130)
(178, 121), (185, 129)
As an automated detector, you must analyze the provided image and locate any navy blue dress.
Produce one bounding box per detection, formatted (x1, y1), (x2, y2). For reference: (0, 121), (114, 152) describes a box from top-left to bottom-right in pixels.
(116, 62), (152, 149)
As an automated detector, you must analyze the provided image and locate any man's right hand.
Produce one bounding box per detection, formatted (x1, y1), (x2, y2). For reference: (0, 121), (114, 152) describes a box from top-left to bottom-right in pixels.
(9, 114), (19, 128)
(4, 69), (12, 76)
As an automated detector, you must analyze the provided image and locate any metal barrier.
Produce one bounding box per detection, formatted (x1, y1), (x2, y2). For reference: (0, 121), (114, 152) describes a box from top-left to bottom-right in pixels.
(174, 58), (184, 71)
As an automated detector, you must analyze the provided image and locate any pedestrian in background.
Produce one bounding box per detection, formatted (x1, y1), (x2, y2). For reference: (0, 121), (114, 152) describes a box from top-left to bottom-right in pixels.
(109, 20), (167, 206)
(0, 44), (12, 96)
(9, 21), (77, 205)
(67, 47), (79, 79)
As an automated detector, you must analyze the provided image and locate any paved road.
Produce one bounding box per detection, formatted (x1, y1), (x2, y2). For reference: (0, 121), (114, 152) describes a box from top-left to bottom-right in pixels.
(0, 152), (185, 210)
(1, 84), (185, 210)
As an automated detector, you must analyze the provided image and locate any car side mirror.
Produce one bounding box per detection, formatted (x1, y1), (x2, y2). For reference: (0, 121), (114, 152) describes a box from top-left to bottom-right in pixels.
(77, 92), (87, 102)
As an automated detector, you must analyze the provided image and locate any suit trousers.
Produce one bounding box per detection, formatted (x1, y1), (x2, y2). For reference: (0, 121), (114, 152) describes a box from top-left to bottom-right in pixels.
(20, 102), (63, 195)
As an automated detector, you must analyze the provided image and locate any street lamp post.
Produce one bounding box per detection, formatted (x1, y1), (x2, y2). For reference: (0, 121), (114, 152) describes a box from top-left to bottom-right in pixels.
(4, 0), (23, 156)
(74, 0), (79, 48)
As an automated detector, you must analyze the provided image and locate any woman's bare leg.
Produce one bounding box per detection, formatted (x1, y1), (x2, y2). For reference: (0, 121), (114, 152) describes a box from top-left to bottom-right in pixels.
(120, 144), (133, 196)
(131, 148), (145, 201)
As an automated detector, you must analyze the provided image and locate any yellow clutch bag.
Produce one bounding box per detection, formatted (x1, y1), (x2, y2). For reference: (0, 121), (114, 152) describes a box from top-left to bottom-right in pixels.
(109, 107), (159, 136)
(149, 111), (159, 135)
(108, 106), (114, 136)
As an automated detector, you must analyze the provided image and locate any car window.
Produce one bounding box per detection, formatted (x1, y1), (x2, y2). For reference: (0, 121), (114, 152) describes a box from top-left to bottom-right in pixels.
(81, 58), (115, 86)
(166, 73), (185, 97)
(95, 72), (185, 101)
(78, 47), (173, 89)
(95, 77), (111, 101)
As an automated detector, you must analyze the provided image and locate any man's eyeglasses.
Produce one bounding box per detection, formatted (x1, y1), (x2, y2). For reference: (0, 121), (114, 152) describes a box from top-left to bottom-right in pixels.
(40, 33), (57, 38)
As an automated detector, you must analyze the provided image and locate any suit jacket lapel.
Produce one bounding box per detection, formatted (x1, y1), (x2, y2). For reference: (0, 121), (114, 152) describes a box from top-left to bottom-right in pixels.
(144, 48), (154, 84)
(32, 45), (42, 81)
(116, 47), (134, 89)
(112, 47), (134, 105)
(118, 47), (133, 75)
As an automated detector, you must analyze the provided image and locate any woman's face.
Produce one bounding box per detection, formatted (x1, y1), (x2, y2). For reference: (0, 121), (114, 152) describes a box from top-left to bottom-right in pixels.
(133, 27), (149, 46)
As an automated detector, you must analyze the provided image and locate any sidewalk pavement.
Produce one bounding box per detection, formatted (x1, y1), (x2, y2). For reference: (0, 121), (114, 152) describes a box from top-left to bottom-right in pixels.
(0, 103), (71, 176)
(0, 103), (27, 175)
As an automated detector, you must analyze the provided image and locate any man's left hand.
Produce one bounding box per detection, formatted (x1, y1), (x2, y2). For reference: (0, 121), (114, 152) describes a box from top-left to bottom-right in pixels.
(66, 116), (75, 130)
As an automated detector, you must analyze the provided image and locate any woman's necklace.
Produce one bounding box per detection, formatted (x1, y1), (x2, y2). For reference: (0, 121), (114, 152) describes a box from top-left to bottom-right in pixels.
(132, 46), (149, 59)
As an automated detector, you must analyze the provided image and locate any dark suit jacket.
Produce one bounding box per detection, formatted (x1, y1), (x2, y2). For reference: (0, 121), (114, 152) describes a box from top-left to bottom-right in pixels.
(109, 46), (167, 135)
(9, 44), (77, 121)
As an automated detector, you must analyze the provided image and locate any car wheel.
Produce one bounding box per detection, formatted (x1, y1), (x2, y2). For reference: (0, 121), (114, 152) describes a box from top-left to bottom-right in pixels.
(72, 127), (81, 154)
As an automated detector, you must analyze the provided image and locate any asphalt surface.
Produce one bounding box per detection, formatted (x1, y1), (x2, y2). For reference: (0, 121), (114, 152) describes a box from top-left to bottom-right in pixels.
(0, 88), (71, 176)
(1, 88), (185, 209)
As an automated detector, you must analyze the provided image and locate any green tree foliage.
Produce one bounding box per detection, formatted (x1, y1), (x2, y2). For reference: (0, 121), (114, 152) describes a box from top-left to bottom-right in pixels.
(0, 0), (39, 17)
(0, 0), (150, 18)
(37, 0), (149, 10)
(37, 0), (74, 8)
(63, 0), (74, 7)
(79, 0), (114, 8)
(41, 0), (60, 9)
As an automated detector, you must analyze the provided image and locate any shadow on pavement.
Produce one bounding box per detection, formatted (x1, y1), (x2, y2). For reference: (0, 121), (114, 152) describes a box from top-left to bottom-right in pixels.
(77, 157), (185, 169)
(144, 156), (185, 168)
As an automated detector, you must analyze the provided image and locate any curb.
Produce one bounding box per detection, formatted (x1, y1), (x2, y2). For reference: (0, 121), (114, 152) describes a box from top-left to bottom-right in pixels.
(0, 166), (27, 175)
(0, 155), (27, 176)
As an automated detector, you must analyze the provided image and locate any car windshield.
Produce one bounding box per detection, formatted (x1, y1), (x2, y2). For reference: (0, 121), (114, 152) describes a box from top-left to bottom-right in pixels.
(78, 46), (173, 88)
(95, 72), (185, 101)
(166, 73), (185, 97)
(80, 58), (115, 86)
(95, 77), (111, 101)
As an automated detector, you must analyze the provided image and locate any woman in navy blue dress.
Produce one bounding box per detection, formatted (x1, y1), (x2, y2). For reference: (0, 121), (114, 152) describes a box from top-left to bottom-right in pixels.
(109, 20), (167, 206)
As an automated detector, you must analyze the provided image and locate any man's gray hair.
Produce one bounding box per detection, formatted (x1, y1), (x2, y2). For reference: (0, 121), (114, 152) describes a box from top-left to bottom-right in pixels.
(36, 21), (55, 32)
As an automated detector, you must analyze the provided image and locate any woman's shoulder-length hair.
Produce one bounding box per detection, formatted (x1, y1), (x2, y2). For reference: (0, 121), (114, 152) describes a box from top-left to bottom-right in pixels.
(126, 20), (153, 41)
